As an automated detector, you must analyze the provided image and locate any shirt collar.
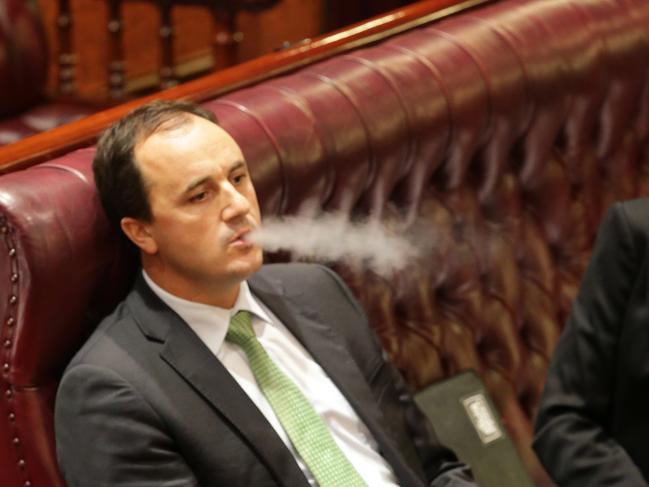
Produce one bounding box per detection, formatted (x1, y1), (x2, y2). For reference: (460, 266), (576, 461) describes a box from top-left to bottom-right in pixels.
(142, 270), (272, 354)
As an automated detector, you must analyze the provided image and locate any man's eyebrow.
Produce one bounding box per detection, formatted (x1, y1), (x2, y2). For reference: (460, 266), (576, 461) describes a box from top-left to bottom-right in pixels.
(230, 160), (246, 172)
(181, 161), (246, 194)
(183, 177), (210, 194)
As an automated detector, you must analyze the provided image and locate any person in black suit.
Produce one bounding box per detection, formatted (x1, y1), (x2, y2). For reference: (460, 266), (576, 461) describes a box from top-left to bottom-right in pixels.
(54, 99), (475, 486)
(534, 199), (649, 486)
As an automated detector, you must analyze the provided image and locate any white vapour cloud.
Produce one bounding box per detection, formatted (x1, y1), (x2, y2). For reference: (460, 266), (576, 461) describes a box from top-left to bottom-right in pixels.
(247, 213), (421, 277)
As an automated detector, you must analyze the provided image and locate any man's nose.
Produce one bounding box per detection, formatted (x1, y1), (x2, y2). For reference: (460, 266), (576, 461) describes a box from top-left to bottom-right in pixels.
(222, 183), (251, 221)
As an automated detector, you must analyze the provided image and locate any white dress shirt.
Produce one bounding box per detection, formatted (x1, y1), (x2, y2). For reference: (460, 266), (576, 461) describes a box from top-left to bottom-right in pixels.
(143, 271), (400, 486)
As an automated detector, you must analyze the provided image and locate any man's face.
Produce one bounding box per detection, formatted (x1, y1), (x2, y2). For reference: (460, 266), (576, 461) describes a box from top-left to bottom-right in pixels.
(132, 115), (263, 299)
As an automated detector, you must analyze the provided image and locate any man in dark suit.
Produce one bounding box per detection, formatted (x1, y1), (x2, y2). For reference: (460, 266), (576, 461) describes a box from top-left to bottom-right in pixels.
(534, 199), (649, 486)
(54, 100), (475, 486)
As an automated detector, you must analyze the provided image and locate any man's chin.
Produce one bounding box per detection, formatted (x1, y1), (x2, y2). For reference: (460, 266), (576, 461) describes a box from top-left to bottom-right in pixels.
(230, 251), (263, 278)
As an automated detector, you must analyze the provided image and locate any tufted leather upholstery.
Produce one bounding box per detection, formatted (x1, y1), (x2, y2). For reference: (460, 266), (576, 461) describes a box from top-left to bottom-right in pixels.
(0, 0), (648, 485)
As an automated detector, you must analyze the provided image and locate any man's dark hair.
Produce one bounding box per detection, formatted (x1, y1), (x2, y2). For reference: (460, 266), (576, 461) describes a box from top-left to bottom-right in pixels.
(93, 99), (217, 228)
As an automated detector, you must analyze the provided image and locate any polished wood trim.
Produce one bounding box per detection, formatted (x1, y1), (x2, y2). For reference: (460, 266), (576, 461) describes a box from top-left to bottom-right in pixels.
(0, 0), (491, 174)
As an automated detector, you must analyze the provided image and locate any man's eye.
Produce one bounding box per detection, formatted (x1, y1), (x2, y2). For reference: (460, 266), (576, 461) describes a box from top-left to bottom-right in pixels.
(190, 191), (208, 202)
(232, 173), (246, 184)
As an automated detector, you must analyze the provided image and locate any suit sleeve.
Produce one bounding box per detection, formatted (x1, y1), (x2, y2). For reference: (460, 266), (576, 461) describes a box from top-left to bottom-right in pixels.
(533, 202), (649, 486)
(318, 265), (475, 486)
(55, 364), (198, 487)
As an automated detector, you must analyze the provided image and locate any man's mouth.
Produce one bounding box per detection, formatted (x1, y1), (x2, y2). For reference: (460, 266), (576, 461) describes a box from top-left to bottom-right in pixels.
(228, 227), (254, 247)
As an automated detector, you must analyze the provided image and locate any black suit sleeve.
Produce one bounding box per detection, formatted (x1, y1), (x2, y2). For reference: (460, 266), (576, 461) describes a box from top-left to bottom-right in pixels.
(533, 202), (649, 486)
(318, 265), (475, 486)
(389, 361), (476, 487)
(55, 364), (198, 487)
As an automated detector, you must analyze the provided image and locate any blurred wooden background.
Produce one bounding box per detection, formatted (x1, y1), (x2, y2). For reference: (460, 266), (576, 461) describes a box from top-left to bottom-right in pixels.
(35, 0), (413, 103)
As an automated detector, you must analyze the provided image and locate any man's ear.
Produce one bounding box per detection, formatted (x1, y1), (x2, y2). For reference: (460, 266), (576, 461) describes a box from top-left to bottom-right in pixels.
(120, 217), (158, 255)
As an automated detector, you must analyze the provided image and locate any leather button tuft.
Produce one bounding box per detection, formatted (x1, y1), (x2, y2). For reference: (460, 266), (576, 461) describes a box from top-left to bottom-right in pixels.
(108, 20), (121, 33)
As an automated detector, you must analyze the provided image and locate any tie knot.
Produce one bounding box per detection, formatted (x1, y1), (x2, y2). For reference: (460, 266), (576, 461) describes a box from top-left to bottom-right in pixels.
(226, 310), (255, 346)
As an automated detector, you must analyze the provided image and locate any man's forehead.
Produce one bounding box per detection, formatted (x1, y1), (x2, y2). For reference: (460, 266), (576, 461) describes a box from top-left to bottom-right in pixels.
(139, 115), (225, 145)
(137, 117), (240, 160)
(134, 119), (245, 186)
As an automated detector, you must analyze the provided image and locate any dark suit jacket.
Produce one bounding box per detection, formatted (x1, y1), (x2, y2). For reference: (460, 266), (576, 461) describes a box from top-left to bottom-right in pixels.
(55, 263), (473, 486)
(534, 199), (649, 486)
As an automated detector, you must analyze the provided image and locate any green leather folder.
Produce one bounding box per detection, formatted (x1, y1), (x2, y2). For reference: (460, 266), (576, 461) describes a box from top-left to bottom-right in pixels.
(414, 370), (535, 487)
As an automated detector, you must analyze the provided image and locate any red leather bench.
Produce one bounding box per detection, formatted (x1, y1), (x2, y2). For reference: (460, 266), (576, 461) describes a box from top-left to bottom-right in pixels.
(0, 0), (648, 485)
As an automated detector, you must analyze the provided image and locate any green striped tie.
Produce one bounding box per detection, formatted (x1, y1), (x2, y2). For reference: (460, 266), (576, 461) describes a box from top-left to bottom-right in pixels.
(226, 310), (368, 487)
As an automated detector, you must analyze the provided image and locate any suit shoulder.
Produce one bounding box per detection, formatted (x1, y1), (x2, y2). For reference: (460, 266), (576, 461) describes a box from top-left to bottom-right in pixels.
(65, 299), (140, 371)
(620, 197), (649, 214)
(595, 199), (649, 262)
(254, 262), (337, 288)
(255, 262), (328, 277)
(619, 198), (649, 238)
(254, 263), (366, 321)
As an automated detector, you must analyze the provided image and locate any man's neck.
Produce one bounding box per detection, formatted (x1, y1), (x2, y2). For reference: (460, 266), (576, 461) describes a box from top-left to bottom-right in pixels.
(143, 266), (241, 309)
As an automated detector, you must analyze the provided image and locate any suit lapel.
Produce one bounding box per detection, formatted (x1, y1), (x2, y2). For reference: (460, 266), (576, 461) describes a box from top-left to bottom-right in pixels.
(250, 273), (425, 487)
(127, 276), (309, 487)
